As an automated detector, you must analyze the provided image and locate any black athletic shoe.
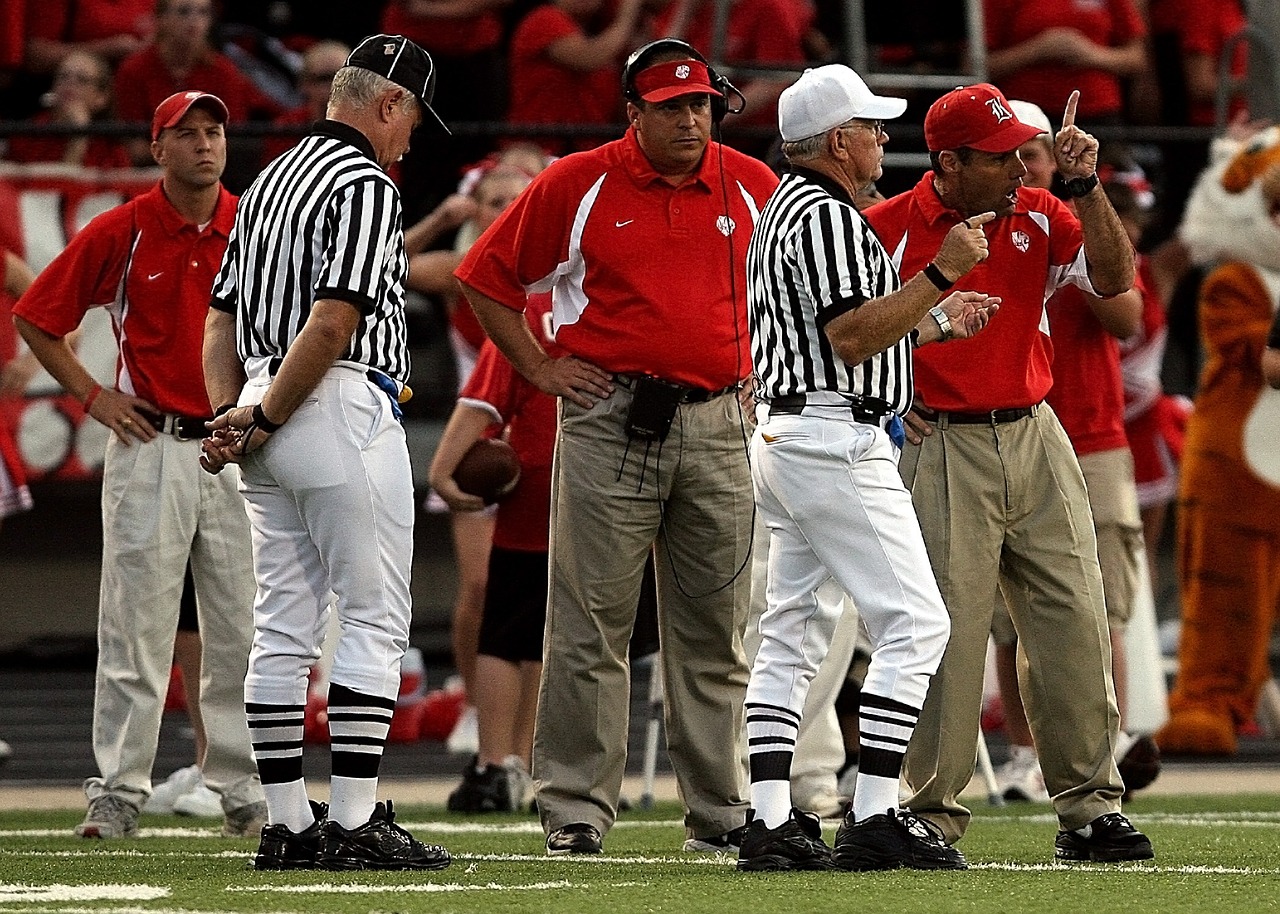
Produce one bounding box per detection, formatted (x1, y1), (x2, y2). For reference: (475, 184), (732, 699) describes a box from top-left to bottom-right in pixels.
(545, 822), (603, 855)
(1055, 812), (1154, 862)
(832, 808), (968, 871)
(253, 801), (328, 871)
(736, 808), (836, 872)
(446, 757), (513, 813)
(317, 800), (451, 871)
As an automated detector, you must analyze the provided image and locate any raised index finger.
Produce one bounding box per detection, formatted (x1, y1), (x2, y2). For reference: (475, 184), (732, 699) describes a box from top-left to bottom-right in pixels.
(1062, 90), (1080, 130)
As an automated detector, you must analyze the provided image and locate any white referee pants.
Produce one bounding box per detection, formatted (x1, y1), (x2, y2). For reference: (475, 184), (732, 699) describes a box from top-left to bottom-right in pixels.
(742, 515), (860, 810)
(86, 432), (261, 811)
(237, 367), (413, 708)
(746, 413), (949, 727)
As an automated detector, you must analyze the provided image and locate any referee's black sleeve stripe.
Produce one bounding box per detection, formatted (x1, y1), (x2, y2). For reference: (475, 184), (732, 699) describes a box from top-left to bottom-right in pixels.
(314, 286), (377, 315)
(209, 295), (236, 314)
(815, 293), (864, 330)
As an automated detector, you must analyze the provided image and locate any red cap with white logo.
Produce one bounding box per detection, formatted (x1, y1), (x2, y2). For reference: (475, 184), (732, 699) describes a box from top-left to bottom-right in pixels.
(924, 83), (1046, 154)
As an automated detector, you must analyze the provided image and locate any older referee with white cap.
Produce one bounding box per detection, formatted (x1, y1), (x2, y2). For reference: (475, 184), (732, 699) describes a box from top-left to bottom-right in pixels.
(201, 34), (450, 871)
(739, 64), (1000, 872)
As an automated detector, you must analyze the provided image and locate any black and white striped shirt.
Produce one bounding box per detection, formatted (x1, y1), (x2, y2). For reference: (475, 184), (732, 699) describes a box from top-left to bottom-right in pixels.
(210, 120), (410, 381)
(747, 168), (913, 416)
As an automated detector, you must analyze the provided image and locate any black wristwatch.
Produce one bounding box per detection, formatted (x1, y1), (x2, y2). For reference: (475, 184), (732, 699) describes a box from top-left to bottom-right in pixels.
(1062, 172), (1099, 198)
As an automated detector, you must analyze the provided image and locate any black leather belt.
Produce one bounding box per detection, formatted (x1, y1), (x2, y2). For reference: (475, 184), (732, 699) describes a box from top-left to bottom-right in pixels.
(147, 413), (213, 440)
(920, 404), (1039, 425)
(769, 394), (892, 424)
(612, 373), (739, 404)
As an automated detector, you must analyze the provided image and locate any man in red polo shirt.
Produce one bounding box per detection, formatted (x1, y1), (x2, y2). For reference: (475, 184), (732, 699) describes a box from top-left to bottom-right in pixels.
(456, 39), (778, 856)
(865, 84), (1154, 862)
(14, 91), (263, 841)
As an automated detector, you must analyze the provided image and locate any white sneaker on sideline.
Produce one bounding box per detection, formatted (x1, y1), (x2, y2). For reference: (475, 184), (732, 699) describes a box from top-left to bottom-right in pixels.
(996, 745), (1049, 802)
(143, 765), (202, 814)
(446, 705), (479, 755)
(173, 782), (224, 818)
(502, 755), (533, 811)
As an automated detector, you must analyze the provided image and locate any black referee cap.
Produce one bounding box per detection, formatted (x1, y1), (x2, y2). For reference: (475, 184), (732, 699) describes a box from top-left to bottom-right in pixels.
(346, 34), (449, 136)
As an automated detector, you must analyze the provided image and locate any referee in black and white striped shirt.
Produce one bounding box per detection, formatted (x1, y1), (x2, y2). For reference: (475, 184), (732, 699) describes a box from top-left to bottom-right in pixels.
(737, 64), (999, 873)
(200, 34), (451, 872)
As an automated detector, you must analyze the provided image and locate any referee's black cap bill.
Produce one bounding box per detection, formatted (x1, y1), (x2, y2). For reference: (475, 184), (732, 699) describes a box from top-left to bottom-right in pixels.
(347, 33), (450, 136)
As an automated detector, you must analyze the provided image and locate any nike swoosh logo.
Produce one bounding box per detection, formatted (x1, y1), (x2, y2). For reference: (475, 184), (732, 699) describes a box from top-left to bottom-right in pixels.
(148, 272), (163, 280)
(615, 220), (634, 227)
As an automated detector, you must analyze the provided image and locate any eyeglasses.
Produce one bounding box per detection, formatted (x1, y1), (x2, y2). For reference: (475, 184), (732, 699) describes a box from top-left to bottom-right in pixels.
(838, 119), (886, 139)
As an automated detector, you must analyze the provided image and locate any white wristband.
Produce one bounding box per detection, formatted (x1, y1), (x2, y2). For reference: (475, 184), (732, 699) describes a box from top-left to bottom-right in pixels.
(929, 305), (953, 342)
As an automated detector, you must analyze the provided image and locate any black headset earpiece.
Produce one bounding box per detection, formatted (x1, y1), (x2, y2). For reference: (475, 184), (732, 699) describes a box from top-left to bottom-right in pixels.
(621, 38), (741, 124)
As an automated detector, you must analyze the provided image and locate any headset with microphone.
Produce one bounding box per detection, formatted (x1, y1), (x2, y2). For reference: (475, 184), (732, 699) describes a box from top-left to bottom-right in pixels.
(621, 38), (745, 124)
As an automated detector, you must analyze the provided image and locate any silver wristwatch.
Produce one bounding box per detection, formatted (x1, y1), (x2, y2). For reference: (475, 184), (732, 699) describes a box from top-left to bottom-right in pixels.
(929, 305), (953, 342)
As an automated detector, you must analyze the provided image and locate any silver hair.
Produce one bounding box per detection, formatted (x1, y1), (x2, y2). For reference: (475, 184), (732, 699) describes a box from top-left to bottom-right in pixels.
(328, 66), (418, 115)
(781, 132), (829, 162)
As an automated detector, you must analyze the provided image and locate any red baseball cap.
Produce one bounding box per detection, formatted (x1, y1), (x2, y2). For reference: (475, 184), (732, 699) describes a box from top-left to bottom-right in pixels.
(924, 83), (1046, 154)
(633, 59), (722, 104)
(151, 91), (229, 141)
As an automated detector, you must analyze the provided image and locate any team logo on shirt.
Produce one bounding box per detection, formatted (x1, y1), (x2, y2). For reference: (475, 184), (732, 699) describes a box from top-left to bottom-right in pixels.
(987, 97), (1013, 123)
(676, 65), (690, 79)
(1011, 230), (1031, 252)
(716, 215), (736, 236)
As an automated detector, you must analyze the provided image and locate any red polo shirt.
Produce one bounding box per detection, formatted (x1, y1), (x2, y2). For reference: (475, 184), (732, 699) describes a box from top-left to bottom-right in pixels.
(460, 295), (559, 552)
(114, 44), (283, 125)
(13, 182), (236, 417)
(1044, 284), (1128, 455)
(456, 128), (778, 390)
(866, 172), (1092, 413)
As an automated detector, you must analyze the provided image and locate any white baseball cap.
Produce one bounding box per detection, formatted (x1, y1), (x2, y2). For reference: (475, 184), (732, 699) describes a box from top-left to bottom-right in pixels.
(1009, 99), (1053, 138)
(778, 64), (907, 142)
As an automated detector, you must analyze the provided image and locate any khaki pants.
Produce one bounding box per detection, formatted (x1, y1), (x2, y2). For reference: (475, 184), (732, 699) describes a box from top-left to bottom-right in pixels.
(899, 405), (1123, 842)
(535, 385), (753, 840)
(86, 433), (261, 811)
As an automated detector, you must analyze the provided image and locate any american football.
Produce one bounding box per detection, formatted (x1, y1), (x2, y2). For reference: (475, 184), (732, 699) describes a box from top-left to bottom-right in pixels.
(453, 437), (520, 504)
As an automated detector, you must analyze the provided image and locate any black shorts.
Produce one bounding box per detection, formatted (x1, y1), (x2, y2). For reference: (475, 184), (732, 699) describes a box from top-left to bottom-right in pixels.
(478, 546), (548, 663)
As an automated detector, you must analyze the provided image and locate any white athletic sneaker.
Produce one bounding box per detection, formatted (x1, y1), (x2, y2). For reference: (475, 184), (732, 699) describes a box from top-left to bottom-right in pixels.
(996, 745), (1049, 803)
(143, 764), (202, 814)
(446, 704), (479, 755)
(173, 782), (224, 818)
(503, 755), (533, 811)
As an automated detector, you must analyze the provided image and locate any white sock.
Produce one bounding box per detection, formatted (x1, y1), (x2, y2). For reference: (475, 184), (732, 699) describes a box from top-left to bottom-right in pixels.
(263, 779), (313, 833)
(328, 776), (378, 830)
(851, 772), (900, 824)
(750, 781), (792, 830)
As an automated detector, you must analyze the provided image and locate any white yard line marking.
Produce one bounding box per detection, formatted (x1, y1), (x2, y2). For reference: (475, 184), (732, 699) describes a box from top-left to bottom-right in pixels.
(226, 880), (579, 894)
(0, 884), (168, 902)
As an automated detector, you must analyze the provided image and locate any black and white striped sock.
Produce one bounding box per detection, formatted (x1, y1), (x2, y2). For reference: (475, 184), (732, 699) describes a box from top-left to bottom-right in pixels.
(746, 701), (800, 829)
(327, 683), (395, 829)
(245, 700), (312, 832)
(852, 692), (920, 823)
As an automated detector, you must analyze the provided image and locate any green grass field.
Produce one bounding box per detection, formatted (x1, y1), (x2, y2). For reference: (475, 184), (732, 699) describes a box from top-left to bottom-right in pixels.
(2, 794), (1278, 914)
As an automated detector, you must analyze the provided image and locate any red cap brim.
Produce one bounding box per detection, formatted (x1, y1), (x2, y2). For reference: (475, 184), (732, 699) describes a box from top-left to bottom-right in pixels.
(966, 120), (1046, 154)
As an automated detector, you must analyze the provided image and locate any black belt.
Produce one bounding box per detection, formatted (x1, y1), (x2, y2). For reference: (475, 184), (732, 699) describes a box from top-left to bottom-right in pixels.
(920, 404), (1039, 425)
(612, 373), (739, 404)
(147, 413), (213, 440)
(769, 394), (892, 425)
